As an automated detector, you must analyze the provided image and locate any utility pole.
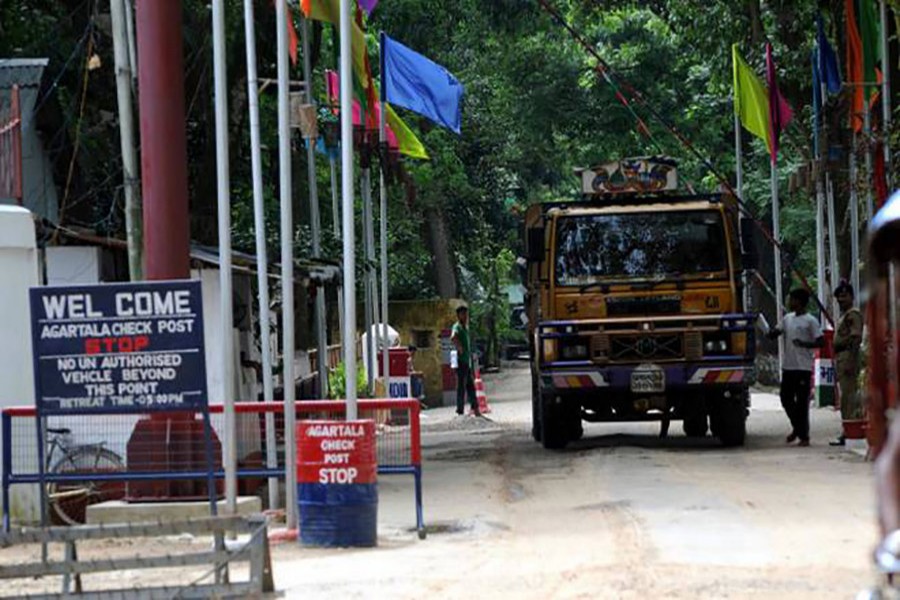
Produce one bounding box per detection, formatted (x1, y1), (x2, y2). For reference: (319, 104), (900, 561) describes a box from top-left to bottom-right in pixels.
(110, 0), (141, 280)
(135, 0), (190, 279)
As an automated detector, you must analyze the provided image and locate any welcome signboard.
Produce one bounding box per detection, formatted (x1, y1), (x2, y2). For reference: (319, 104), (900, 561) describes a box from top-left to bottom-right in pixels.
(29, 280), (207, 415)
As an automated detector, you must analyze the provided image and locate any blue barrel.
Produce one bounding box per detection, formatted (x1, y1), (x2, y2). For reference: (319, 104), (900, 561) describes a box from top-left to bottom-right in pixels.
(298, 483), (378, 547)
(297, 420), (378, 547)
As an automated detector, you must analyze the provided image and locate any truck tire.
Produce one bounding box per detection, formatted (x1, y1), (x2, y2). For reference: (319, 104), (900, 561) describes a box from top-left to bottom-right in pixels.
(683, 414), (708, 438)
(541, 395), (568, 450)
(715, 399), (746, 447)
(531, 374), (542, 442)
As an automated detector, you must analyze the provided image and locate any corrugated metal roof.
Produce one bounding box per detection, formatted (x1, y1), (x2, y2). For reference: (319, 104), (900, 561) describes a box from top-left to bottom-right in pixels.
(0, 58), (47, 115)
(0, 58), (48, 89)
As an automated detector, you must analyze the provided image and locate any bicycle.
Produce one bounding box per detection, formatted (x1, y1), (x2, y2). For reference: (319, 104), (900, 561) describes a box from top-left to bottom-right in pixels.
(45, 427), (126, 525)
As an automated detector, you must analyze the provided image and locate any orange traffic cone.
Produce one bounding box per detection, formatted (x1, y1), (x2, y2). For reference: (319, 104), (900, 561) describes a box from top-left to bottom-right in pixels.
(471, 368), (491, 415)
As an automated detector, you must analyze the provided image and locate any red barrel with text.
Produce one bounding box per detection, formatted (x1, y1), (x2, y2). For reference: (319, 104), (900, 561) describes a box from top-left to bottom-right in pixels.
(297, 420), (377, 547)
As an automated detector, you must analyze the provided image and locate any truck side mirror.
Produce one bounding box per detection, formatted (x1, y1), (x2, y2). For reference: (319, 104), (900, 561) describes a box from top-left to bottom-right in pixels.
(739, 218), (758, 270)
(527, 227), (545, 263)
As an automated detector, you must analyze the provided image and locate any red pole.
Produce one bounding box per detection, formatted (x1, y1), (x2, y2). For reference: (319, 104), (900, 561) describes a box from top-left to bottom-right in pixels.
(135, 0), (190, 280)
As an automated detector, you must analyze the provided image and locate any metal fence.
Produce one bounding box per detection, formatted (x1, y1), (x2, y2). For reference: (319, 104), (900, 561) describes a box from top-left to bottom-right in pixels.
(0, 85), (22, 204)
(2, 399), (424, 536)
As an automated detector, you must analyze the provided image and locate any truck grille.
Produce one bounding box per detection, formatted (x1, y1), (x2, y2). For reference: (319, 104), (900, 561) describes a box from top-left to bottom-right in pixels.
(610, 334), (683, 361)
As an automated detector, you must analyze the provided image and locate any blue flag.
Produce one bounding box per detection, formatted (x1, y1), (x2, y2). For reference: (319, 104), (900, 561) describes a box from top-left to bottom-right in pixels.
(817, 15), (842, 94)
(381, 33), (464, 134)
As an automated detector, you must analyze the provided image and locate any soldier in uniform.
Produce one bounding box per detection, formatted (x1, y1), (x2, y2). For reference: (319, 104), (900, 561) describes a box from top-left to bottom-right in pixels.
(830, 281), (864, 446)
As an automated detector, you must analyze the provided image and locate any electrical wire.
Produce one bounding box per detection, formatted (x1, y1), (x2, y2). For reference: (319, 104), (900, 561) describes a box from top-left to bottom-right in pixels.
(536, 0), (834, 327)
(53, 22), (95, 243)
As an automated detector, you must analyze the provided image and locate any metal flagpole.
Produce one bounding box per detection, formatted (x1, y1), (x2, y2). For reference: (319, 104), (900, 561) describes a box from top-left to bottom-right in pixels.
(241, 0), (278, 510)
(771, 160), (784, 370)
(330, 156), (345, 337)
(378, 68), (390, 395)
(826, 174), (840, 318)
(881, 0), (892, 185)
(301, 17), (329, 399)
(367, 170), (379, 390)
(339, 0), (358, 419)
(110, 0), (142, 281)
(850, 129), (861, 308)
(815, 175), (826, 325)
(734, 111), (750, 313)
(864, 99), (874, 223)
(275, 0), (298, 529)
(362, 168), (376, 393)
(212, 0), (237, 516)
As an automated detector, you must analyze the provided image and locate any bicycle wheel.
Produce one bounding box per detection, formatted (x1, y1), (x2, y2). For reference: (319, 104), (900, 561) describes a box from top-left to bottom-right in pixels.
(47, 447), (125, 525)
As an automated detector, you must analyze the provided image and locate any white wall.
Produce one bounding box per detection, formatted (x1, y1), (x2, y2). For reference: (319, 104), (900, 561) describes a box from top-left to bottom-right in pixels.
(0, 206), (40, 522)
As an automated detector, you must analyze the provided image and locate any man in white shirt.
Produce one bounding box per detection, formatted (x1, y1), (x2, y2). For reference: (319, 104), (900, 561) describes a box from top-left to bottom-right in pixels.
(768, 288), (825, 446)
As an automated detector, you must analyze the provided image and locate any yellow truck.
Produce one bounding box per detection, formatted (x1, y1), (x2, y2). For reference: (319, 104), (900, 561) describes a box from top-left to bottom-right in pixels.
(524, 157), (757, 448)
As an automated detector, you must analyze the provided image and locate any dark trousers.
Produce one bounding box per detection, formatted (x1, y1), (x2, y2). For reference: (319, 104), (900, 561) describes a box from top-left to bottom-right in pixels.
(780, 370), (812, 441)
(456, 364), (478, 413)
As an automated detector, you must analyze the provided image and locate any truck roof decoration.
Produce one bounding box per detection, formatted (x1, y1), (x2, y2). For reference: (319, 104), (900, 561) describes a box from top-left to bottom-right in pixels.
(578, 156), (678, 196)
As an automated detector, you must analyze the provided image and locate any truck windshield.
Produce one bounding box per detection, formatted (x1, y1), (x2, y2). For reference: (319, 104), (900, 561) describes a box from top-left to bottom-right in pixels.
(554, 210), (728, 285)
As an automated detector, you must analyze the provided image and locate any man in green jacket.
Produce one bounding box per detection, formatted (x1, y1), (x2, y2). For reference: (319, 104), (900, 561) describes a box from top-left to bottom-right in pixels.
(451, 306), (480, 416)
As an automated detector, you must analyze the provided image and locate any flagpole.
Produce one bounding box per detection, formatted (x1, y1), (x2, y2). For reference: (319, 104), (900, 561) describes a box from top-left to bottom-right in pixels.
(301, 16), (329, 398)
(242, 0), (278, 511)
(339, 0), (358, 419)
(378, 32), (390, 398)
(330, 155), (344, 338)
(276, 0), (298, 528)
(850, 129), (861, 308)
(826, 174), (840, 318)
(362, 167), (375, 392)
(734, 110), (750, 313)
(212, 0), (237, 517)
(813, 52), (827, 327)
(881, 0), (892, 185)
(864, 98), (874, 222)
(771, 160), (784, 370)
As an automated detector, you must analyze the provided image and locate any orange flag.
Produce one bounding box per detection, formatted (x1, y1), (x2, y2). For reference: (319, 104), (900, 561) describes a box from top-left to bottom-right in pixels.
(845, 0), (864, 132)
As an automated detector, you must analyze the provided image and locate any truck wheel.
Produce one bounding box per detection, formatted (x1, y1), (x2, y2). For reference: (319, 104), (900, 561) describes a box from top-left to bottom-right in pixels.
(567, 406), (584, 442)
(715, 399), (746, 447)
(541, 395), (568, 450)
(531, 376), (542, 442)
(683, 414), (708, 438)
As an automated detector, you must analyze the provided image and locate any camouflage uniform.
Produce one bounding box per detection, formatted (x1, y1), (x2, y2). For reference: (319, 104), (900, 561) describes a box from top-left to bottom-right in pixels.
(834, 307), (864, 420)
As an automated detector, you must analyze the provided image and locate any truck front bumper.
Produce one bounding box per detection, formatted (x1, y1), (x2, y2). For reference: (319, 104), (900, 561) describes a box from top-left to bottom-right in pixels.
(539, 362), (756, 394)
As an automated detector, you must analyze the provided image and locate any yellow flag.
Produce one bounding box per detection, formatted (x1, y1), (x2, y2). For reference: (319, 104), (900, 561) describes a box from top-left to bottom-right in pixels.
(386, 103), (429, 160)
(301, 0), (369, 89)
(732, 45), (771, 149)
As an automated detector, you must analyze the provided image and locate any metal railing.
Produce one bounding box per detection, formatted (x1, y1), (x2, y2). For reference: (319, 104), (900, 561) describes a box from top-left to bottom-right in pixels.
(2, 399), (424, 537)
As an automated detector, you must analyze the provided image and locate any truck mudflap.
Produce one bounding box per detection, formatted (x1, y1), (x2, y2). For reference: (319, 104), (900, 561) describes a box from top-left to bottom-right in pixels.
(540, 363), (756, 393)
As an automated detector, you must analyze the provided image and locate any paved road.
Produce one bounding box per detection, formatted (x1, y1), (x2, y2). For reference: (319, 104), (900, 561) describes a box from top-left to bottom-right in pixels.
(276, 364), (878, 599)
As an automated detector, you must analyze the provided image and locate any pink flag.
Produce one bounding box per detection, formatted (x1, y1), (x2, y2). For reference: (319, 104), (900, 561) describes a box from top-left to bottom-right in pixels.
(325, 70), (400, 149)
(765, 43), (794, 165)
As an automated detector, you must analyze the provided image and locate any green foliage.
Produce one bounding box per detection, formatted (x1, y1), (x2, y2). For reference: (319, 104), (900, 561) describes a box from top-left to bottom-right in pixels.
(327, 362), (370, 400)
(1, 0), (875, 322)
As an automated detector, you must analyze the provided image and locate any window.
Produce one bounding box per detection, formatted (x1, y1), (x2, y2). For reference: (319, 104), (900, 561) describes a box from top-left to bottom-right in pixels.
(554, 210), (728, 285)
(412, 329), (432, 349)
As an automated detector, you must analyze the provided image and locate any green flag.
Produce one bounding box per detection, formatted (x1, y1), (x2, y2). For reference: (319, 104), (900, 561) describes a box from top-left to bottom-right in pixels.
(732, 45), (771, 149)
(857, 0), (880, 97)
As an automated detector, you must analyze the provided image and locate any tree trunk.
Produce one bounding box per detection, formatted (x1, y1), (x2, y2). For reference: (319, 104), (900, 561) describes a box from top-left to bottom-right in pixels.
(747, 0), (764, 45)
(426, 206), (458, 298)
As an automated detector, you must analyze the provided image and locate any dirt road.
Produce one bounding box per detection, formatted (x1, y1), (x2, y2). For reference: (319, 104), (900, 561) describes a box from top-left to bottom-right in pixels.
(276, 364), (878, 599)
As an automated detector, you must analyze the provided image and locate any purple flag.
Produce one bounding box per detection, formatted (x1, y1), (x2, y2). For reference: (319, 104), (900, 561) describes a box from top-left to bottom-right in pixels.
(359, 0), (379, 15)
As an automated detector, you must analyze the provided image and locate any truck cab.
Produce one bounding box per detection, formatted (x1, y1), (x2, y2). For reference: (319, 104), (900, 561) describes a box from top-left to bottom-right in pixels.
(524, 157), (757, 449)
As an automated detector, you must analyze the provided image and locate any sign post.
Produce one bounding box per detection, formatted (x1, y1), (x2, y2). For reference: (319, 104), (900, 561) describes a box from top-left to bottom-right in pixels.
(29, 281), (216, 520)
